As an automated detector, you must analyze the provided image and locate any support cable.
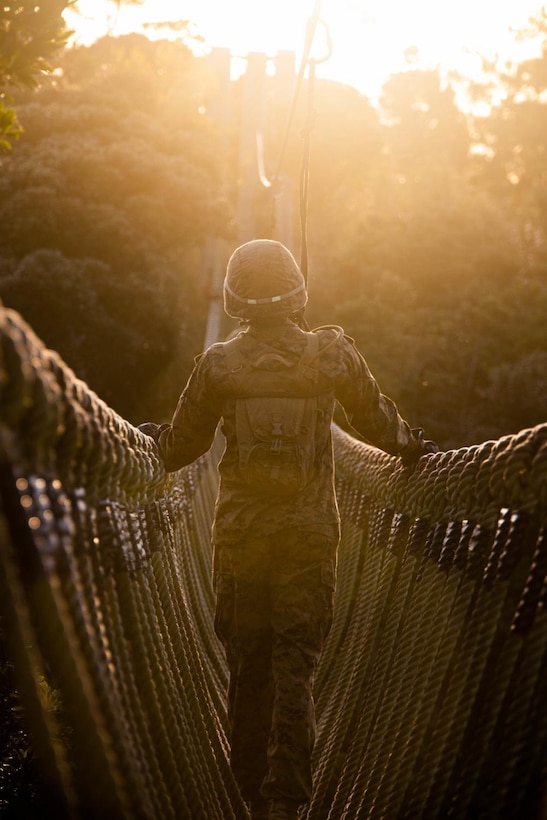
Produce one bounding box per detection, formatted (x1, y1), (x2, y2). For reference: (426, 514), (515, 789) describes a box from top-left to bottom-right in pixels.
(256, 0), (332, 285)
(268, 0), (325, 190)
(299, 57), (316, 287)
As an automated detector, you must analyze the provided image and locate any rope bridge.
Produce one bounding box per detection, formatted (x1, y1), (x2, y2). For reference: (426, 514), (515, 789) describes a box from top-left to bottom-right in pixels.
(1, 303), (546, 819)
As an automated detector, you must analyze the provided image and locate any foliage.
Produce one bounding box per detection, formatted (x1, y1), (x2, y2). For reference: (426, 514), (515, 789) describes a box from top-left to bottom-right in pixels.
(0, 34), (233, 421)
(0, 1), (74, 150)
(0, 100), (22, 151)
(465, 8), (547, 219)
(0, 627), (64, 817)
(305, 46), (546, 448)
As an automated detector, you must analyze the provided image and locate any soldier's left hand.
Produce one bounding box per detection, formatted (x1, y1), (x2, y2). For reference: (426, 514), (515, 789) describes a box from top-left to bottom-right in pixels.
(138, 422), (160, 440)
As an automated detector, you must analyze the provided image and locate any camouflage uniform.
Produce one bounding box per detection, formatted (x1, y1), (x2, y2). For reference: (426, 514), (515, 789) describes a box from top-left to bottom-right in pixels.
(214, 528), (337, 802)
(156, 318), (421, 805)
(158, 320), (417, 541)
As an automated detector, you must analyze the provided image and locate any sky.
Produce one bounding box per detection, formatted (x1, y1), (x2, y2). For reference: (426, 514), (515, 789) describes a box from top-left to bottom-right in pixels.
(67, 0), (545, 100)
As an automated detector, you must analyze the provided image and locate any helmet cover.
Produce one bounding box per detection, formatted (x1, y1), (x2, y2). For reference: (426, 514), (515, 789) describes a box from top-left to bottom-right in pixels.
(224, 239), (307, 321)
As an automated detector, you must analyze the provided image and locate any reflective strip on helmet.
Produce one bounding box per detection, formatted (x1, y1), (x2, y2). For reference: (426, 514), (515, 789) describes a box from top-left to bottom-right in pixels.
(225, 281), (305, 305)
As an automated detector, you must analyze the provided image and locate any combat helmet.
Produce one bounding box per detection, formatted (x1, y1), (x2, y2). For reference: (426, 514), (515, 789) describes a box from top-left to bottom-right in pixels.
(224, 239), (308, 322)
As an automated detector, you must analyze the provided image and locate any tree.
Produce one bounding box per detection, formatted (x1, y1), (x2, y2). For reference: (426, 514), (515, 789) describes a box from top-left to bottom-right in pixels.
(0, 34), (233, 421)
(466, 9), (547, 226)
(303, 63), (546, 448)
(0, 1), (73, 150)
(380, 68), (470, 175)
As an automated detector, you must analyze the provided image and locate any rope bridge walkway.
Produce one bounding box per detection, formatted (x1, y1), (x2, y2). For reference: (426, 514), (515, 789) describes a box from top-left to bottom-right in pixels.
(1, 303), (546, 819)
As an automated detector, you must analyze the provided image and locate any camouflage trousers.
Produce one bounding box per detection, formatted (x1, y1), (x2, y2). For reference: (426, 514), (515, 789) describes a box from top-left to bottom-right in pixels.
(214, 528), (338, 804)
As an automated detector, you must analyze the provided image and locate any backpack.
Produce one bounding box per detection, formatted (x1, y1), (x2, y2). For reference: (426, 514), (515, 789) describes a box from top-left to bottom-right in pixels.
(224, 332), (327, 496)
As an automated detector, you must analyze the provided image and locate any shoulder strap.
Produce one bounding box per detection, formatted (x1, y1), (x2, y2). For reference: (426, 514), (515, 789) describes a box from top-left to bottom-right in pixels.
(221, 336), (246, 374)
(298, 332), (320, 382)
(303, 331), (320, 361)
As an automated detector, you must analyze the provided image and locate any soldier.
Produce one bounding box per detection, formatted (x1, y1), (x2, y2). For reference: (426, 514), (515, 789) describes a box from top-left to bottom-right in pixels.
(140, 239), (438, 820)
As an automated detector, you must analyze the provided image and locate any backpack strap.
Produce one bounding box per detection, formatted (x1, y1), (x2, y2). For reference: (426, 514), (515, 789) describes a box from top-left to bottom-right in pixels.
(298, 332), (320, 383)
(217, 337), (247, 399)
(222, 337), (246, 373)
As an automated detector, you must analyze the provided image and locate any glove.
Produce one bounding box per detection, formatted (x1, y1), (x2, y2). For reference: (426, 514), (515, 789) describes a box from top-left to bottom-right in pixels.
(138, 422), (161, 441)
(400, 428), (439, 467)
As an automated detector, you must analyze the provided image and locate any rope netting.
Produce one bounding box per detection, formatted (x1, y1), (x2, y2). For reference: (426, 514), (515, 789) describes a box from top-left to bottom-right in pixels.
(1, 303), (546, 819)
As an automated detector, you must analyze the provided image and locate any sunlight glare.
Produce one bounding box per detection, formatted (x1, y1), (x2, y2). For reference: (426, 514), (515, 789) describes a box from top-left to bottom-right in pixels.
(67, 0), (543, 100)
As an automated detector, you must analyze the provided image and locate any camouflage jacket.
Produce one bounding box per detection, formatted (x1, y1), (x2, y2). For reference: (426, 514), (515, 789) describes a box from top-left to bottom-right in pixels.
(157, 319), (418, 545)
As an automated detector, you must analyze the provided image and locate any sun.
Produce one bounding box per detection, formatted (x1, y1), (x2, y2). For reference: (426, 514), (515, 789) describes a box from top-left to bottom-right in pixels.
(67, 0), (542, 101)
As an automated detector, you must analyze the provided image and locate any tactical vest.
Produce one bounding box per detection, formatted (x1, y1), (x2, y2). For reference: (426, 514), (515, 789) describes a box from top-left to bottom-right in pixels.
(223, 332), (330, 496)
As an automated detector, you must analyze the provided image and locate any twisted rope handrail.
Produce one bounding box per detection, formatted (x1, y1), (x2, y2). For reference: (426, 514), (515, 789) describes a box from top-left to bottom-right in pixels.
(1, 303), (546, 818)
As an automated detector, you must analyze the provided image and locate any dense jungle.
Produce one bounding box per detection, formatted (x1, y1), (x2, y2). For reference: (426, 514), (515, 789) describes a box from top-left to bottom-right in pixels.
(0, 4), (546, 449)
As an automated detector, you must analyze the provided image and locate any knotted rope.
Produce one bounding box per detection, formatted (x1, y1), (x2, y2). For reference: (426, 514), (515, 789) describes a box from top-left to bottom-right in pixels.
(1, 303), (545, 818)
